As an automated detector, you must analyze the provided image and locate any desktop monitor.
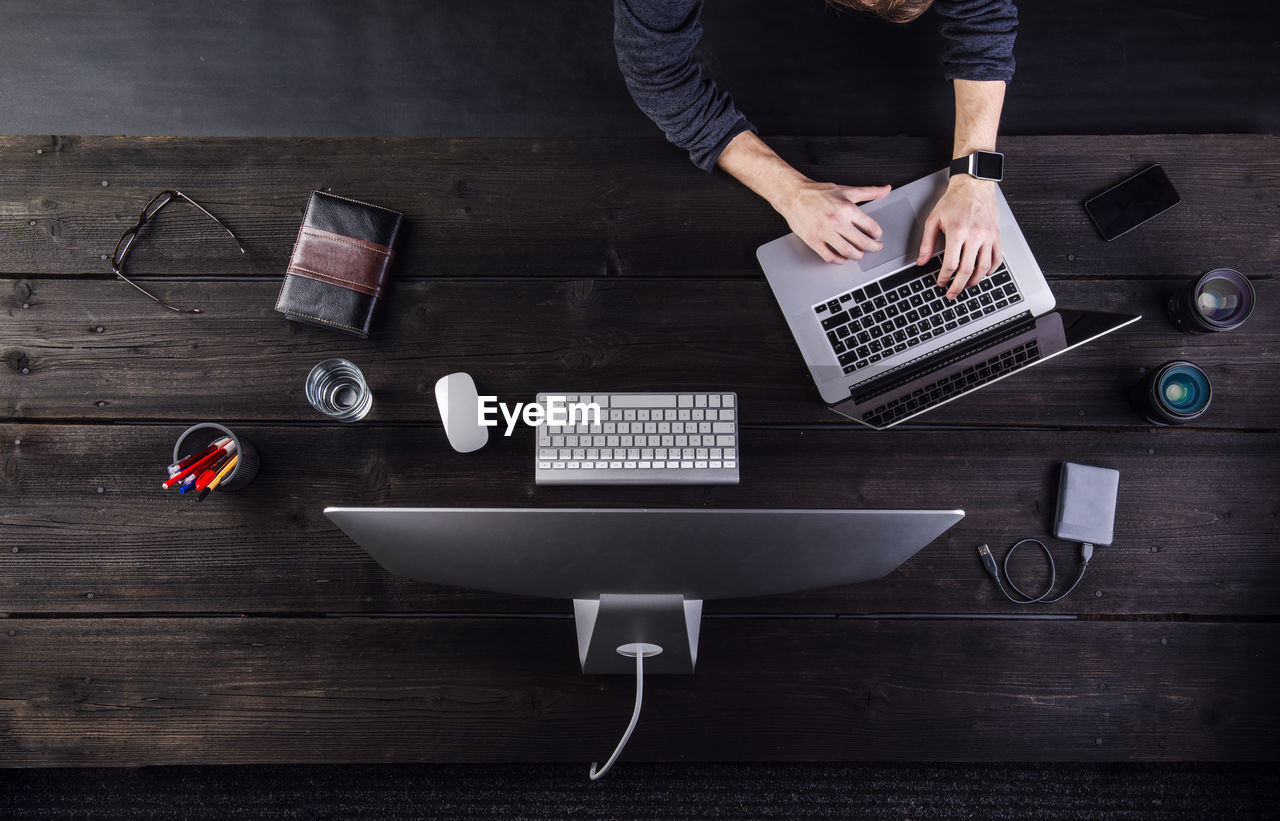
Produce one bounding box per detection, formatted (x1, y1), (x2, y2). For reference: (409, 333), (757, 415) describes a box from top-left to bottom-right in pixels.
(325, 507), (962, 673)
(325, 506), (963, 777)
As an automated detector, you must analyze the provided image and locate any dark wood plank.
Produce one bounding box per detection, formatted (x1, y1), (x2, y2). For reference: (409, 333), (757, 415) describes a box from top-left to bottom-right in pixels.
(2, 617), (1276, 765)
(4, 278), (1276, 428)
(1, 135), (1275, 280)
(2, 424), (1276, 616)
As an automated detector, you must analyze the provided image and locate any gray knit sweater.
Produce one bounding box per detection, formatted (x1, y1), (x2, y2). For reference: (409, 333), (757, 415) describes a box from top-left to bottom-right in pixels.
(614, 0), (1018, 171)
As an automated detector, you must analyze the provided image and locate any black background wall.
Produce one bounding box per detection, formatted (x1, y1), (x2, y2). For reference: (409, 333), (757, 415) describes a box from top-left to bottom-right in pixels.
(3, 0), (1277, 139)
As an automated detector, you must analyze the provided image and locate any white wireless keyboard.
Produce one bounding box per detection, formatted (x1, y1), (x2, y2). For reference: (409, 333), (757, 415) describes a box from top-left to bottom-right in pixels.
(535, 392), (739, 485)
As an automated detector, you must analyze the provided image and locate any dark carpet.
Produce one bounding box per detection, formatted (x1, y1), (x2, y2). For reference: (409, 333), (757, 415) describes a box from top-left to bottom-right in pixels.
(2, 762), (1278, 820)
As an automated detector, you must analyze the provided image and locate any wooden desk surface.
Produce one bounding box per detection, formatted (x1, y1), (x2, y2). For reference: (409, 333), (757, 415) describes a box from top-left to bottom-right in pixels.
(1, 134), (1277, 765)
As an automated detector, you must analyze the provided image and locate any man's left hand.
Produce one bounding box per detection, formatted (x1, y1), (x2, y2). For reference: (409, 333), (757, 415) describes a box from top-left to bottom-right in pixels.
(916, 175), (1003, 300)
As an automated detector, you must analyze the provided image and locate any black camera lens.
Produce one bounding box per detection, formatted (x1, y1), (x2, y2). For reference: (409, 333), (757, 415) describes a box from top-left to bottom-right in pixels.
(1130, 361), (1213, 425)
(1167, 268), (1255, 333)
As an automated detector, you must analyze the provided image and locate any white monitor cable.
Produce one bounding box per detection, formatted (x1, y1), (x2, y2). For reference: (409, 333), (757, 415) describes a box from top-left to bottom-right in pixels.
(589, 643), (662, 780)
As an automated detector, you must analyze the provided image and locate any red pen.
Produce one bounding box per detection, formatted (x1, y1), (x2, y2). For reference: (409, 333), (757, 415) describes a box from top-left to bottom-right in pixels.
(167, 437), (231, 476)
(192, 451), (234, 493)
(192, 468), (219, 493)
(162, 440), (236, 489)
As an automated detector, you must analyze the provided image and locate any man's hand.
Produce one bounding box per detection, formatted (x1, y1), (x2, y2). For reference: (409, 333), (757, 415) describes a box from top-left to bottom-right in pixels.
(780, 181), (892, 264)
(715, 131), (893, 264)
(916, 174), (1003, 299)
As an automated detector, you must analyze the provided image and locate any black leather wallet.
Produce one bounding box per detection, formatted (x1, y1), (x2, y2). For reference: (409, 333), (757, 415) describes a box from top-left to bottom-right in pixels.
(275, 190), (404, 338)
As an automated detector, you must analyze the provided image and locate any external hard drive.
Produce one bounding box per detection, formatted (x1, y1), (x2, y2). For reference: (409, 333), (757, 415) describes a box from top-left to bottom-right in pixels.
(1054, 462), (1119, 546)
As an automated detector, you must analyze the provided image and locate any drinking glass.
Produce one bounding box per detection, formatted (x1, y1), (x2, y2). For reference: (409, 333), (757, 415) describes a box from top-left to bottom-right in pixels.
(305, 359), (373, 422)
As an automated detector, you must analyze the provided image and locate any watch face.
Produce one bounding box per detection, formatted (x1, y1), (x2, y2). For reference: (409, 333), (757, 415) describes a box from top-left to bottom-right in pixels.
(974, 151), (1004, 180)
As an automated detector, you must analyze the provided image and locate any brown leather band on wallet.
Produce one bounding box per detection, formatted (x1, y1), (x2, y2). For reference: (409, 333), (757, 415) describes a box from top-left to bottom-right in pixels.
(286, 226), (395, 299)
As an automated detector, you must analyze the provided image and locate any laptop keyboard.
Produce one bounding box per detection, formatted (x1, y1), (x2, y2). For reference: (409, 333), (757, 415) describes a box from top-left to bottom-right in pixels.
(813, 257), (1023, 375)
(861, 339), (1041, 428)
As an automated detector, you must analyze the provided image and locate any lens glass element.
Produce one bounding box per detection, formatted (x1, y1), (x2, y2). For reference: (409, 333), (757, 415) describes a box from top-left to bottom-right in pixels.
(1197, 277), (1244, 322)
(1158, 364), (1211, 414)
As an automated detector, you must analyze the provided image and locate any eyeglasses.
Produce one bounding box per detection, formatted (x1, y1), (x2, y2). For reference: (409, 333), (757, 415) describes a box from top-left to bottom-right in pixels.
(111, 190), (247, 314)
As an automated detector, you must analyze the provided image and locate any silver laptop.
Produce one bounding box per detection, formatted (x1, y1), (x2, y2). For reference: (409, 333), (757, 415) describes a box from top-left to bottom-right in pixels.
(757, 169), (1140, 428)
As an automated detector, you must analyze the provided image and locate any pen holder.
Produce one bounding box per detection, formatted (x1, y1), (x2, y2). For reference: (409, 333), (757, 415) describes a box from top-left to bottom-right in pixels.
(172, 423), (260, 492)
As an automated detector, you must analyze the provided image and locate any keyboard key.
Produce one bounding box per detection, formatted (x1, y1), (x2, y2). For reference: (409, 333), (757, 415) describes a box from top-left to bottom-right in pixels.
(822, 312), (849, 331)
(611, 394), (677, 408)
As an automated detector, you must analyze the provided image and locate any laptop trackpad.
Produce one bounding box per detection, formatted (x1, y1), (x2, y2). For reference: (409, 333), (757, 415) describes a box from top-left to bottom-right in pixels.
(857, 199), (920, 271)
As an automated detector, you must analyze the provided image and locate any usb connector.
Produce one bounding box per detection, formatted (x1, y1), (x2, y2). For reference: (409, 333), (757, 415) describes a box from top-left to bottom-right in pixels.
(977, 544), (999, 579)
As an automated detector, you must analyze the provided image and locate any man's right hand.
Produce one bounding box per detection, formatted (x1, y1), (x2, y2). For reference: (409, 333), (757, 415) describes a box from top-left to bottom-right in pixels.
(779, 181), (892, 264)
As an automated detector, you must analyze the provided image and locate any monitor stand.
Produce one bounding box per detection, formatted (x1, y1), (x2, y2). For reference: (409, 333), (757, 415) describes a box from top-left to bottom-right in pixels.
(574, 594), (703, 780)
(574, 593), (702, 674)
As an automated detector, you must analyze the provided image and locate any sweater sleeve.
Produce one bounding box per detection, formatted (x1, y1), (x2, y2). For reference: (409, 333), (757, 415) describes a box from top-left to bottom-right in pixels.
(933, 0), (1018, 83)
(613, 0), (756, 172)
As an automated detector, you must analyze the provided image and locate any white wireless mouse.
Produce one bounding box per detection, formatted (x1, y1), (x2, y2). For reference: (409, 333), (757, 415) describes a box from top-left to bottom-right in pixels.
(435, 372), (488, 453)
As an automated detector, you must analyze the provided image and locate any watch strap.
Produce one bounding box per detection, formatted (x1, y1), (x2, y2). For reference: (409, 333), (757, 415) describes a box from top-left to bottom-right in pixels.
(949, 155), (973, 178)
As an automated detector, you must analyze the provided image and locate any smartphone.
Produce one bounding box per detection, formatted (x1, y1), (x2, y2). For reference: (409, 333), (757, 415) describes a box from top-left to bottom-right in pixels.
(1084, 164), (1181, 241)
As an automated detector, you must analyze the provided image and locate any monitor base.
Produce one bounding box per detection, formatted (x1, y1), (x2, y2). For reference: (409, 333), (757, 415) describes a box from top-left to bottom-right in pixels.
(574, 594), (702, 675)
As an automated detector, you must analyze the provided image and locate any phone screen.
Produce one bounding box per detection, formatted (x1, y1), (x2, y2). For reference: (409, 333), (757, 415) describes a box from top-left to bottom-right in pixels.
(1084, 164), (1181, 241)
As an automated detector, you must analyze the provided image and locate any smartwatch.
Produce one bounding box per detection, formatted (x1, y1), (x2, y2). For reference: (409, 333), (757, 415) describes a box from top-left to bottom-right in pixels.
(949, 150), (1004, 182)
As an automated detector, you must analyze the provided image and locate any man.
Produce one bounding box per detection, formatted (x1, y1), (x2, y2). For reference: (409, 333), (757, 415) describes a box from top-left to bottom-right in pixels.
(614, 0), (1017, 299)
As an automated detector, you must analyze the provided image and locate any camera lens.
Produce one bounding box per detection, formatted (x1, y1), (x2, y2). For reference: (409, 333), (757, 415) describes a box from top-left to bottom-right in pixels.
(1130, 361), (1213, 425)
(1168, 268), (1255, 333)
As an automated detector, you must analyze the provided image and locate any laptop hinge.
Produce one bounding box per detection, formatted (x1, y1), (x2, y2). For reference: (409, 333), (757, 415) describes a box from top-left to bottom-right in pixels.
(849, 310), (1036, 404)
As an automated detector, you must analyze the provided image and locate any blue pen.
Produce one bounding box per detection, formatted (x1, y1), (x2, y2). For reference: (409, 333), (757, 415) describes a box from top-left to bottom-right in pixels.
(176, 475), (197, 494)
